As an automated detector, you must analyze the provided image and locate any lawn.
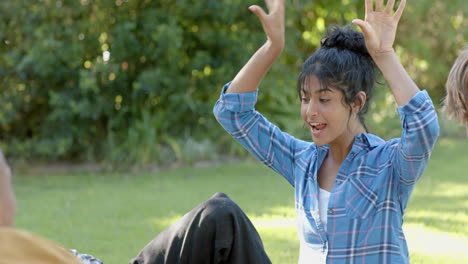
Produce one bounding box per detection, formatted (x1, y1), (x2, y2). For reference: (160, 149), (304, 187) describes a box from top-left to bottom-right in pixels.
(13, 138), (468, 264)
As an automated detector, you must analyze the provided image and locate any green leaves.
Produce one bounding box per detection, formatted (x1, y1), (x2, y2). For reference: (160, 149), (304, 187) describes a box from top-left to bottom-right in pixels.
(0, 0), (464, 164)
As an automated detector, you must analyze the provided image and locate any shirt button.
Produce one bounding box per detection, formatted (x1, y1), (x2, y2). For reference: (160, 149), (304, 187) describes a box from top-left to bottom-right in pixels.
(328, 209), (334, 214)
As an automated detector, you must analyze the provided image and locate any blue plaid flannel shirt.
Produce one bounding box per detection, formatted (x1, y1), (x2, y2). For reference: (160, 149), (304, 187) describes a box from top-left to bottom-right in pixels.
(214, 82), (439, 264)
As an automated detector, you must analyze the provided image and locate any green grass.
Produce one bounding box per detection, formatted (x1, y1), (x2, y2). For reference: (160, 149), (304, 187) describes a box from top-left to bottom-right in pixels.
(13, 138), (468, 264)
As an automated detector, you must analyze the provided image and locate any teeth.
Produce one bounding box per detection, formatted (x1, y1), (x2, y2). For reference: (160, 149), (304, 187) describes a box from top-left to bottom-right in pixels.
(309, 122), (326, 132)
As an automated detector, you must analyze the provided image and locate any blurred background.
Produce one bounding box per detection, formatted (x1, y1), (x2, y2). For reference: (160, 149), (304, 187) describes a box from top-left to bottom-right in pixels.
(1, 1), (467, 263)
(1, 0), (466, 167)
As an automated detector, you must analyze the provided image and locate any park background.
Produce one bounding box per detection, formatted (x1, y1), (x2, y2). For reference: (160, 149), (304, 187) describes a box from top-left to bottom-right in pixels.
(1, 0), (467, 263)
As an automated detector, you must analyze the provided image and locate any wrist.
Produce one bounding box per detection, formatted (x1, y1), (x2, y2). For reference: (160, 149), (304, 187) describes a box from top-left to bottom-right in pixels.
(370, 48), (397, 65)
(265, 39), (284, 56)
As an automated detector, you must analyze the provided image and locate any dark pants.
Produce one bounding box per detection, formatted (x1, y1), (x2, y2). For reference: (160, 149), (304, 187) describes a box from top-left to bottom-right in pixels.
(129, 192), (272, 264)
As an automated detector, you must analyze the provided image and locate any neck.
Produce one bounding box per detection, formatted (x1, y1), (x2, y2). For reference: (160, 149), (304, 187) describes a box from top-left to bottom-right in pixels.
(328, 122), (366, 163)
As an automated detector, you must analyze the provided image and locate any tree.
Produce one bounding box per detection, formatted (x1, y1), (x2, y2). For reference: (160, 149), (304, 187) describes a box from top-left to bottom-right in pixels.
(0, 0), (465, 164)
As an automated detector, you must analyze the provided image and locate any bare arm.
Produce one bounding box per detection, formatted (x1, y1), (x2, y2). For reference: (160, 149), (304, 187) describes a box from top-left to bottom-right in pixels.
(226, 0), (285, 94)
(353, 0), (419, 106)
(0, 149), (16, 227)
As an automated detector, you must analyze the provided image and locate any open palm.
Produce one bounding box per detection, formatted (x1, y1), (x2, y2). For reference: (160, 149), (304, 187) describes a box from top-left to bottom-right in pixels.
(249, 0), (285, 46)
(353, 0), (406, 57)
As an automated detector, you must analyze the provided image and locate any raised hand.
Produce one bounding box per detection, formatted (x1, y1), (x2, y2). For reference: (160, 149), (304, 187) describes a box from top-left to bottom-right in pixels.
(352, 0), (406, 58)
(249, 0), (285, 48)
(225, 0), (286, 94)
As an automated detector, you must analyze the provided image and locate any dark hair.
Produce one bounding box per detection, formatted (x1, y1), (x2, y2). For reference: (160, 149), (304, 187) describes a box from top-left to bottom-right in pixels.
(297, 25), (376, 132)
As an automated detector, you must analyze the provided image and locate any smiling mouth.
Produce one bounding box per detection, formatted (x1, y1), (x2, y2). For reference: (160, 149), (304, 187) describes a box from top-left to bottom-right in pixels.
(309, 122), (327, 133)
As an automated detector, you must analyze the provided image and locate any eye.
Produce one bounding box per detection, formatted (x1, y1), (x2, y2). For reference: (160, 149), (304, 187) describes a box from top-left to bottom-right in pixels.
(301, 97), (309, 103)
(319, 98), (330, 103)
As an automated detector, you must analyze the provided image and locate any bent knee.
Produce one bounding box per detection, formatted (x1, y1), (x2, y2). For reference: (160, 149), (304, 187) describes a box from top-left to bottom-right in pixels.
(203, 192), (240, 217)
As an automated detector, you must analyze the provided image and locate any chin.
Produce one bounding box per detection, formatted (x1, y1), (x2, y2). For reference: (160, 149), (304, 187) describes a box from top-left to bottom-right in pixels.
(313, 140), (328, 146)
(310, 136), (328, 146)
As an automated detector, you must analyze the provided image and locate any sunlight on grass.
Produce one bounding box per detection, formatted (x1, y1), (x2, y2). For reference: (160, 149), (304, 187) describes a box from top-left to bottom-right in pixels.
(263, 205), (296, 217)
(253, 217), (296, 228)
(428, 183), (468, 197)
(257, 226), (299, 264)
(250, 208), (299, 263)
(251, 205), (296, 228)
(414, 181), (468, 198)
(148, 215), (182, 230)
(405, 224), (468, 255)
(405, 224), (468, 263)
(406, 210), (468, 227)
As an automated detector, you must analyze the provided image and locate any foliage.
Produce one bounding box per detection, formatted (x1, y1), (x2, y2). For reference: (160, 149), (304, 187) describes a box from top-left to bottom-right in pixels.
(0, 0), (466, 164)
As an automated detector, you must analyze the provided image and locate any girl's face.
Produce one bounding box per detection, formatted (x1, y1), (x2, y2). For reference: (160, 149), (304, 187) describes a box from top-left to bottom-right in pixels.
(300, 75), (358, 146)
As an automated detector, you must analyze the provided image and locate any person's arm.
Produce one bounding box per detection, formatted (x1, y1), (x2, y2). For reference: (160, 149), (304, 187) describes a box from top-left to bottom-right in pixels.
(226, 0), (285, 94)
(352, 0), (418, 106)
(353, 0), (439, 203)
(0, 149), (16, 227)
(214, 0), (312, 185)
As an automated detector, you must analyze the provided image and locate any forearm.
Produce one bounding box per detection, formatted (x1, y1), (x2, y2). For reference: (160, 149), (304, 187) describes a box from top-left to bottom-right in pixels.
(226, 40), (283, 94)
(0, 193), (16, 227)
(0, 170), (16, 227)
(373, 50), (420, 106)
(395, 90), (440, 186)
(213, 85), (297, 184)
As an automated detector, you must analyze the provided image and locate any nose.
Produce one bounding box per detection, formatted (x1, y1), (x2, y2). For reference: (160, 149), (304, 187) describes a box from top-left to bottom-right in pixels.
(306, 101), (318, 118)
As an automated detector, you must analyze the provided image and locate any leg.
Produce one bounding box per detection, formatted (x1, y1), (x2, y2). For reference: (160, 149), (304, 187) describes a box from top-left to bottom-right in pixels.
(129, 192), (271, 264)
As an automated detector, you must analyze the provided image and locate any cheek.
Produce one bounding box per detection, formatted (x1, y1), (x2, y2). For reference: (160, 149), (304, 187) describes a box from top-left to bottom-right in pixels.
(300, 106), (307, 120)
(322, 104), (349, 122)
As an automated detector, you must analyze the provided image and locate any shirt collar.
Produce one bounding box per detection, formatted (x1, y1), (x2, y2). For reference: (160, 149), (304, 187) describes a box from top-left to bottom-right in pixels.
(357, 133), (385, 149)
(316, 133), (385, 157)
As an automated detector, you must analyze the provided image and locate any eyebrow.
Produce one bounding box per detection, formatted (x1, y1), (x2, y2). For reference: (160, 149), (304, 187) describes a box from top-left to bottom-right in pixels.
(301, 87), (333, 95)
(315, 88), (333, 94)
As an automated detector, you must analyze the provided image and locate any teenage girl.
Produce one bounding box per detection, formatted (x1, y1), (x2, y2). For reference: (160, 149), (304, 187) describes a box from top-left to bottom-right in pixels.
(214, 0), (439, 263)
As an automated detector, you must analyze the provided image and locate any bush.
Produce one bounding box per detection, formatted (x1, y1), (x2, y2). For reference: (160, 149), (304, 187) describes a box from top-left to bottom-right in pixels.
(0, 0), (465, 165)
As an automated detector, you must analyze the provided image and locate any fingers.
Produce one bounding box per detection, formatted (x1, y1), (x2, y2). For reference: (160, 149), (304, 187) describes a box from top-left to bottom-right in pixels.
(365, 0), (406, 19)
(385, 0), (395, 14)
(352, 19), (371, 38)
(394, 0), (407, 21)
(375, 0), (384, 11)
(365, 0), (374, 14)
(249, 5), (268, 22)
(265, 0), (285, 15)
(264, 0), (273, 12)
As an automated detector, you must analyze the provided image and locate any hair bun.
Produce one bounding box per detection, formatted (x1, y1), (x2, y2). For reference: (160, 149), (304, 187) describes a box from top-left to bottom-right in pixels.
(321, 25), (370, 57)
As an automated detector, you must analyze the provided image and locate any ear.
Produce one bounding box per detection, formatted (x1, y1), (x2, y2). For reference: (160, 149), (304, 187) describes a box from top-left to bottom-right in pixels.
(352, 91), (367, 114)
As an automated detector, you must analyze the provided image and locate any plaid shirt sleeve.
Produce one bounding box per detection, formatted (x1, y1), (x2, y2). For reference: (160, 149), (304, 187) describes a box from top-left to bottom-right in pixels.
(213, 82), (309, 186)
(69, 249), (103, 264)
(394, 90), (440, 208)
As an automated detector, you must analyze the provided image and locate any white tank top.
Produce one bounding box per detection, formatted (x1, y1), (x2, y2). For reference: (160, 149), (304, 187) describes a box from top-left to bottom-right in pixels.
(298, 188), (331, 264)
(318, 188), (331, 231)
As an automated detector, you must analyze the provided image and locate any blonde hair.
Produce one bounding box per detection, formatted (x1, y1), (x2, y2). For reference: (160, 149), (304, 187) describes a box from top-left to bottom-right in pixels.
(443, 48), (468, 131)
